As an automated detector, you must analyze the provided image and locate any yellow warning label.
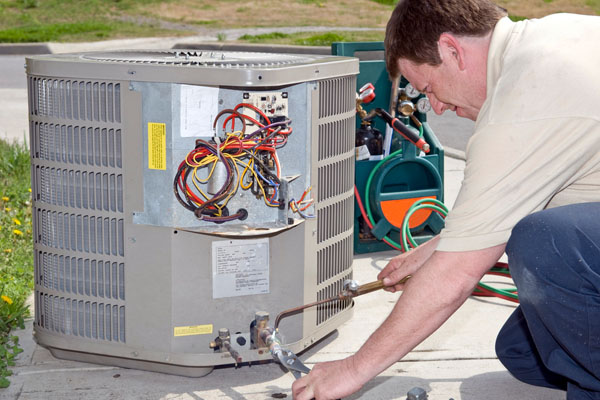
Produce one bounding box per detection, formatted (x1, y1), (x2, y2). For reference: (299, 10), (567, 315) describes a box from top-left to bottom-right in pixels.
(148, 122), (166, 170)
(174, 324), (213, 337)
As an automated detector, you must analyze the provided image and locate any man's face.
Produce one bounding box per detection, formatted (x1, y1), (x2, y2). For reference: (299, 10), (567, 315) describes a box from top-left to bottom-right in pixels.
(398, 58), (483, 121)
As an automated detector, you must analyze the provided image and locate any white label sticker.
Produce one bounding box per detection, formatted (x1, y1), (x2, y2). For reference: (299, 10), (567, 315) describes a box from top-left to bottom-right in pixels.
(212, 239), (270, 299)
(180, 85), (219, 137)
(355, 144), (371, 161)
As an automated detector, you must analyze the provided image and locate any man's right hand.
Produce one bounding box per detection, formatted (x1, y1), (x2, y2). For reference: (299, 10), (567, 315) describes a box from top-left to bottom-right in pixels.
(377, 235), (440, 292)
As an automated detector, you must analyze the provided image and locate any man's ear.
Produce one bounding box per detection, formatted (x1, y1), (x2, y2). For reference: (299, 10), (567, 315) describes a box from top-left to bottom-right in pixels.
(438, 33), (466, 70)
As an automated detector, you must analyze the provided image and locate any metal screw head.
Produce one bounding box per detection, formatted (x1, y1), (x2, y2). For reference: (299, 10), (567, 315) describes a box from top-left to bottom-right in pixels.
(218, 328), (230, 339)
(407, 387), (428, 400)
(255, 311), (269, 322)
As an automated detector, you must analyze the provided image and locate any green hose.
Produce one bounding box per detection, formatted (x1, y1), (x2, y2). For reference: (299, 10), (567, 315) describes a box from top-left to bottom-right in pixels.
(364, 148), (404, 249)
(400, 199), (448, 250)
(476, 282), (519, 299)
(363, 125), (425, 250)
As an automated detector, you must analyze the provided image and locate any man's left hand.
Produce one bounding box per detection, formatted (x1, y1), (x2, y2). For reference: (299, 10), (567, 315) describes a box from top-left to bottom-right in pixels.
(292, 357), (366, 400)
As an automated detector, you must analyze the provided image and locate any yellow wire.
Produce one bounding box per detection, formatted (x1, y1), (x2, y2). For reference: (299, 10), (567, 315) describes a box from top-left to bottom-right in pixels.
(212, 154), (241, 213)
(192, 156), (217, 185)
(192, 156), (218, 199)
(225, 130), (245, 141)
(256, 177), (279, 208)
(183, 129), (282, 214)
(240, 158), (255, 190)
(232, 152), (277, 208)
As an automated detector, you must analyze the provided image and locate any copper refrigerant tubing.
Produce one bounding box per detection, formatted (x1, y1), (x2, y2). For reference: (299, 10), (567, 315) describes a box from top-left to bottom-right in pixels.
(273, 276), (411, 330)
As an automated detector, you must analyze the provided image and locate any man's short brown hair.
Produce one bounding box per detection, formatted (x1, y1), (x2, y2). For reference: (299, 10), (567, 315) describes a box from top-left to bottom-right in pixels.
(385, 0), (507, 78)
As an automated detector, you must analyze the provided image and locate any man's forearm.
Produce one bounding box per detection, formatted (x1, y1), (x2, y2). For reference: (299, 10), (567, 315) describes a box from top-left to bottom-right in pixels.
(351, 245), (505, 384)
(378, 235), (440, 289)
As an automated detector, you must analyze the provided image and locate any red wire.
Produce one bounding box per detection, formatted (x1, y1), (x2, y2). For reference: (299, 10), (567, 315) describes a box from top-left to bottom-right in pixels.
(353, 185), (404, 252)
(179, 169), (205, 207)
(474, 284), (519, 303)
(224, 113), (265, 131)
(299, 203), (313, 212)
(224, 103), (273, 132)
(235, 103), (272, 125)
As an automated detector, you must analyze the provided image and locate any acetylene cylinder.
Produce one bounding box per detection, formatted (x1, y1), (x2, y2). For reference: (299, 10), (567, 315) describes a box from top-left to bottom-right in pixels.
(356, 124), (383, 156)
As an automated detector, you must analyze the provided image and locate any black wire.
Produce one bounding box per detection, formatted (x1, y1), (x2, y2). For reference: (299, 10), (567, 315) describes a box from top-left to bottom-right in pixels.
(174, 140), (240, 222)
(193, 140), (237, 220)
(213, 109), (247, 136)
(174, 164), (199, 212)
(251, 126), (282, 150)
(174, 109), (284, 223)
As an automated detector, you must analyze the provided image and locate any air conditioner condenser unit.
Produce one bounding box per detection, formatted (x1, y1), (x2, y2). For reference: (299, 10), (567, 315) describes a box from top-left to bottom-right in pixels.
(26, 50), (359, 377)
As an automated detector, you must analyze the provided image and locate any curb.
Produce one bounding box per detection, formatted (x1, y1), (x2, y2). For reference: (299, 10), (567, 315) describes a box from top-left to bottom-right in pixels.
(444, 147), (466, 161)
(172, 42), (331, 55)
(0, 43), (51, 55)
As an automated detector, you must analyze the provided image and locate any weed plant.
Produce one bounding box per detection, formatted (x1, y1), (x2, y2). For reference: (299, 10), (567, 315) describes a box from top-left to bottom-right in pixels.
(0, 138), (33, 388)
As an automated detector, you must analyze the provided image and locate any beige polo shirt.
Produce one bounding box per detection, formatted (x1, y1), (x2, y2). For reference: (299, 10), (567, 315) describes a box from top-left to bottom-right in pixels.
(437, 14), (600, 252)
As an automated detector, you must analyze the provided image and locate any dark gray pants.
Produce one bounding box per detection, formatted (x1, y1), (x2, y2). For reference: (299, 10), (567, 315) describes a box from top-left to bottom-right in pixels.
(497, 203), (600, 399)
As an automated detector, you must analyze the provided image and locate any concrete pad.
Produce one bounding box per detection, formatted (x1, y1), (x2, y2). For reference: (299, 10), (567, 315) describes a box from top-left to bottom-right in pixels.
(7, 252), (563, 400)
(6, 354), (566, 400)
(442, 156), (464, 210)
(428, 113), (475, 154)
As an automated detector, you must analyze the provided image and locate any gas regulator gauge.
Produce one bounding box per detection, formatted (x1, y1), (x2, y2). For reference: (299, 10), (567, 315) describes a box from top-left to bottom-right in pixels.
(403, 83), (420, 99)
(416, 97), (432, 113)
(398, 100), (415, 116)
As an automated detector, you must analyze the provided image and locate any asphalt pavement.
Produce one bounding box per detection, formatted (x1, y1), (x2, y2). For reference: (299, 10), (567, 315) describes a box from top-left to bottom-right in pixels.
(0, 35), (561, 400)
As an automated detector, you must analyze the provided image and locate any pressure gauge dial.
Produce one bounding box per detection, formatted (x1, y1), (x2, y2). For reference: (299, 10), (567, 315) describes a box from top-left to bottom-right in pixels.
(416, 97), (432, 114)
(403, 83), (420, 99)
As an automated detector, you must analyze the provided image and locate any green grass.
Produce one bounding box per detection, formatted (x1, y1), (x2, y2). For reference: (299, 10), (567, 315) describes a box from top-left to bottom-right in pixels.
(238, 30), (385, 46)
(508, 15), (529, 21)
(295, 32), (348, 46)
(587, 0), (600, 13)
(184, 19), (218, 26)
(369, 0), (396, 5)
(0, 20), (187, 43)
(0, 139), (33, 388)
(0, 21), (118, 42)
(239, 32), (291, 42)
(0, 0), (184, 42)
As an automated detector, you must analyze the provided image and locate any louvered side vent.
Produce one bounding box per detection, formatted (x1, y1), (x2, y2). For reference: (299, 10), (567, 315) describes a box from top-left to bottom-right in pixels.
(318, 76), (355, 119)
(30, 77), (126, 343)
(318, 117), (354, 162)
(31, 79), (121, 123)
(315, 76), (356, 325)
(36, 293), (125, 342)
(316, 272), (353, 325)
